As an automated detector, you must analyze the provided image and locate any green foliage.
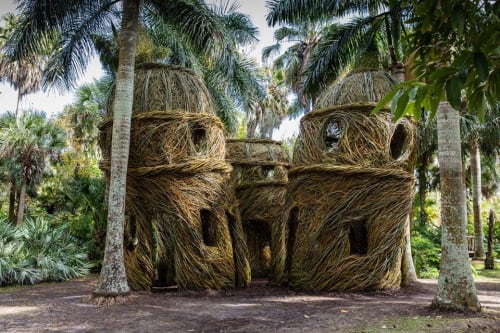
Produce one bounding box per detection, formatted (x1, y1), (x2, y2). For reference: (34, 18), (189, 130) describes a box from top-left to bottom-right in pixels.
(375, 1), (500, 120)
(32, 152), (107, 266)
(0, 216), (91, 286)
(411, 225), (442, 278)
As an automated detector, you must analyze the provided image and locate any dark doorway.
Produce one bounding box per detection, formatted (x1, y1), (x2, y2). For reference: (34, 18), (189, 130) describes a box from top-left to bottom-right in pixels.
(349, 219), (368, 255)
(286, 207), (299, 274)
(200, 209), (218, 246)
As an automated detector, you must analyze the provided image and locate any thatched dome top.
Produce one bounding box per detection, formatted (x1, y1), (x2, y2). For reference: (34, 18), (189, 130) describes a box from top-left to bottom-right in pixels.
(106, 63), (214, 116)
(226, 139), (290, 166)
(315, 69), (399, 109)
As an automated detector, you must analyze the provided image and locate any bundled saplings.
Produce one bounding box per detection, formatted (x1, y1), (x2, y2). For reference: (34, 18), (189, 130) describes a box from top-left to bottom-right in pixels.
(99, 63), (250, 290)
(273, 69), (416, 291)
(226, 139), (290, 277)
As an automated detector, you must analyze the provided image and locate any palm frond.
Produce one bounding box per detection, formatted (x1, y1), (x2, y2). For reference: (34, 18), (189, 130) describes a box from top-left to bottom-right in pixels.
(262, 43), (281, 63)
(303, 14), (386, 94)
(266, 0), (387, 26)
(8, 0), (120, 91)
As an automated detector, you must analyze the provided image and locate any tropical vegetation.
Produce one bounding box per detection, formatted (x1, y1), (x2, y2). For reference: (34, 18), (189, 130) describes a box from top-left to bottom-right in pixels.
(0, 0), (497, 314)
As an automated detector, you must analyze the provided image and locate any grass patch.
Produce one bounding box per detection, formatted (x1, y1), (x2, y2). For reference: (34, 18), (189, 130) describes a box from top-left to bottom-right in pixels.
(354, 316), (497, 333)
(472, 260), (500, 280)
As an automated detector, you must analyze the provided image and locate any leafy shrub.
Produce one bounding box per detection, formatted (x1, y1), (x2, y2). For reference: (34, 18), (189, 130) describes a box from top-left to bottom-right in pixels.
(0, 216), (91, 286)
(411, 225), (441, 279)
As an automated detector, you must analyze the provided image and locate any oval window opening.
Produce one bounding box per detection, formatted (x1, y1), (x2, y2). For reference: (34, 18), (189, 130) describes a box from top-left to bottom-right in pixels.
(324, 120), (343, 153)
(191, 123), (207, 152)
(390, 124), (408, 159)
(261, 166), (275, 179)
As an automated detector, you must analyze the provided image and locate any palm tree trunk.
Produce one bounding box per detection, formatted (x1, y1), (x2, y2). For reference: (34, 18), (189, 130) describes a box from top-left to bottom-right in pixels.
(432, 102), (480, 311)
(16, 181), (26, 225)
(93, 0), (140, 297)
(9, 181), (16, 222)
(401, 216), (418, 286)
(15, 90), (23, 123)
(417, 162), (429, 225)
(470, 137), (485, 259)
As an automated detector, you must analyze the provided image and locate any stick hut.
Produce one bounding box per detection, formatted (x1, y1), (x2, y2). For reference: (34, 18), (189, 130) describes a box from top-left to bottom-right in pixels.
(99, 63), (250, 290)
(226, 139), (290, 277)
(274, 69), (416, 291)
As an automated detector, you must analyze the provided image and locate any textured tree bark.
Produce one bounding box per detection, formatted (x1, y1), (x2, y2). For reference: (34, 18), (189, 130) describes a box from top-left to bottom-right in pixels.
(93, 0), (140, 297)
(484, 209), (495, 269)
(401, 216), (418, 286)
(432, 102), (480, 311)
(470, 138), (485, 259)
(417, 163), (429, 225)
(16, 181), (26, 226)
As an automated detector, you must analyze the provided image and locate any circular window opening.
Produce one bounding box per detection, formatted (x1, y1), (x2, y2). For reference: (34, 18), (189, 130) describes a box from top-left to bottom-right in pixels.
(390, 124), (409, 159)
(324, 119), (343, 153)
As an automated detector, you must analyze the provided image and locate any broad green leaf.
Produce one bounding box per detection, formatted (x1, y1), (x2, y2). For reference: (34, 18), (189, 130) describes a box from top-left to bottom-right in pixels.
(445, 77), (461, 110)
(371, 87), (401, 115)
(405, 101), (417, 120)
(473, 52), (489, 81)
(408, 87), (418, 100)
(453, 52), (472, 70)
(394, 91), (409, 120)
(414, 86), (426, 113)
(469, 88), (485, 121)
(429, 84), (444, 120)
(429, 68), (455, 81)
(391, 91), (400, 114)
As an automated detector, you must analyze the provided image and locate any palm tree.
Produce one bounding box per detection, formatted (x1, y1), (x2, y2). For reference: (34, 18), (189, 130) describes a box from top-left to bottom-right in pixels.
(266, 0), (411, 95)
(61, 78), (110, 157)
(247, 68), (293, 139)
(0, 13), (44, 121)
(6, 0), (256, 297)
(0, 111), (65, 225)
(415, 111), (438, 226)
(262, 19), (327, 113)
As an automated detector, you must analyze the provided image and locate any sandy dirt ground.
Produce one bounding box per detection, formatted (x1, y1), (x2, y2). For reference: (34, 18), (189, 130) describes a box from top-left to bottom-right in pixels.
(0, 276), (499, 333)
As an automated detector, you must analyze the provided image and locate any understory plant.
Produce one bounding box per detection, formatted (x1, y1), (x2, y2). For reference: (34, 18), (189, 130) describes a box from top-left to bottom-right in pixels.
(0, 216), (91, 286)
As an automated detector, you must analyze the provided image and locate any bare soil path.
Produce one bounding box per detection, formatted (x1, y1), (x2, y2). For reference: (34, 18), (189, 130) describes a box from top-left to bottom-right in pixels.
(0, 276), (499, 332)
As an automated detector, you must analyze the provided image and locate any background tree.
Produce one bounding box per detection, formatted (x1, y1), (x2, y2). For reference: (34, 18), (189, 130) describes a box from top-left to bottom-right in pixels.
(0, 13), (45, 121)
(262, 19), (327, 113)
(415, 111), (438, 226)
(266, 0), (412, 96)
(0, 111), (65, 225)
(247, 68), (293, 138)
(461, 106), (500, 259)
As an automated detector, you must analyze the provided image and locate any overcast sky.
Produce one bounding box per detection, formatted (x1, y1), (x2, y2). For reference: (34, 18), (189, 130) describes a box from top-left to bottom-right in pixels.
(0, 1), (298, 138)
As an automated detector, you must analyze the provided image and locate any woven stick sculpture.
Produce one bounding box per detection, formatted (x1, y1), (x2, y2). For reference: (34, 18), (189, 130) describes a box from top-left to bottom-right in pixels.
(226, 139), (290, 277)
(273, 70), (416, 291)
(99, 63), (250, 290)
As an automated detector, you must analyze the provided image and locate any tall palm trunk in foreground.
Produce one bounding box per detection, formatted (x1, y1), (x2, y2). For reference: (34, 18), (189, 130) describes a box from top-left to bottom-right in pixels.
(432, 102), (480, 311)
(93, 0), (140, 297)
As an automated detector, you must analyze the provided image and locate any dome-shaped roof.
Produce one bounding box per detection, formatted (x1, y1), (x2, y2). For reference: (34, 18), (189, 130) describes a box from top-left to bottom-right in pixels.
(316, 69), (399, 109)
(107, 63), (214, 116)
